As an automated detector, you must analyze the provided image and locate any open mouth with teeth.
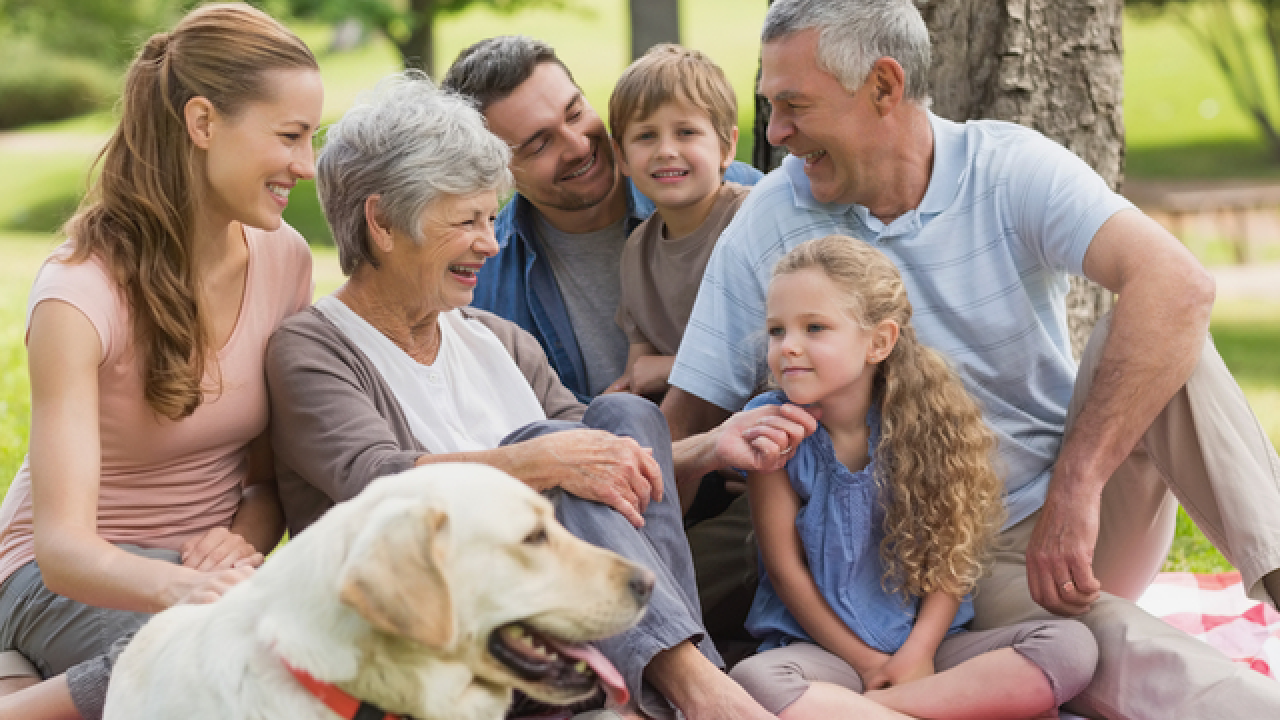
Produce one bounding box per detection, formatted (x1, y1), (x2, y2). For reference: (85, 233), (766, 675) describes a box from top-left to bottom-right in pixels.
(488, 623), (627, 706)
(448, 264), (477, 279)
(560, 146), (598, 182)
(800, 149), (827, 166)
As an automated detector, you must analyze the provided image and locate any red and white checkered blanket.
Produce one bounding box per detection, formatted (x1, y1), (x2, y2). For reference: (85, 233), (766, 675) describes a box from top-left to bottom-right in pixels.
(1137, 571), (1280, 678)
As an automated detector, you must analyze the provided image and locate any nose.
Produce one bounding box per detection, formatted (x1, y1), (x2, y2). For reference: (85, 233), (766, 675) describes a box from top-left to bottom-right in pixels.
(564, 126), (592, 161)
(293, 143), (316, 180)
(476, 222), (500, 258)
(628, 566), (655, 607)
(766, 107), (792, 148)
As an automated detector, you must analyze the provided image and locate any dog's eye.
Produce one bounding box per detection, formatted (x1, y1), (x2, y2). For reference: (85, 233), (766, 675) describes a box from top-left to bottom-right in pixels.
(523, 526), (548, 546)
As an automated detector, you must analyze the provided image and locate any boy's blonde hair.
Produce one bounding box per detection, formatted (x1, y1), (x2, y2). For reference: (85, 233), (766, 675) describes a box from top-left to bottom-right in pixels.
(608, 43), (738, 157)
(773, 235), (1005, 599)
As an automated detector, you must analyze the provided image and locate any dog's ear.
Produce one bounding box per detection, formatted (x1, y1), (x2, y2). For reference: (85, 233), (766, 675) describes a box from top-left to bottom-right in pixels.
(339, 498), (455, 651)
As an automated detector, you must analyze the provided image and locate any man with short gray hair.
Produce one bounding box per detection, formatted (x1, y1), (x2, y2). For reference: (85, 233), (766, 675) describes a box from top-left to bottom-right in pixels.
(664, 0), (1280, 717)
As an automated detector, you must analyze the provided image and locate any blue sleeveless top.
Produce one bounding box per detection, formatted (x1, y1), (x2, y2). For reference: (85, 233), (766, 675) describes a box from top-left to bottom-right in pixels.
(743, 390), (973, 653)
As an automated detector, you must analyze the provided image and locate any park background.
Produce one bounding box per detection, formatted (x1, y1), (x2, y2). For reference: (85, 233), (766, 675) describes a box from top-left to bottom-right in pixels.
(1, 0), (1278, 574)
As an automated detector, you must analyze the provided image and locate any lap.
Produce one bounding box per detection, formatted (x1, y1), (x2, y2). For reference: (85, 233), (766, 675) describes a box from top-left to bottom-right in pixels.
(0, 544), (178, 678)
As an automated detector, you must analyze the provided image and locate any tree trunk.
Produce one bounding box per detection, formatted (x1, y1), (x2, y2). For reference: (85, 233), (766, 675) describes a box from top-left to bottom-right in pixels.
(752, 0), (1124, 359)
(397, 0), (436, 75)
(630, 0), (681, 60)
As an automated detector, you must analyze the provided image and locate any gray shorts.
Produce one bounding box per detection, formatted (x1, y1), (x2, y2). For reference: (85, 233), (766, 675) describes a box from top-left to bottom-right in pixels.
(0, 544), (179, 719)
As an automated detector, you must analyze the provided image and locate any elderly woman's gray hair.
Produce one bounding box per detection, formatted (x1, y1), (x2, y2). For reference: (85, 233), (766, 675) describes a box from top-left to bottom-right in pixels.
(317, 70), (514, 275)
(763, 0), (931, 102)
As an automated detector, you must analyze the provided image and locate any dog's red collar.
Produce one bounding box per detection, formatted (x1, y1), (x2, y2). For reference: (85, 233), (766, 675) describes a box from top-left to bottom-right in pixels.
(281, 658), (408, 720)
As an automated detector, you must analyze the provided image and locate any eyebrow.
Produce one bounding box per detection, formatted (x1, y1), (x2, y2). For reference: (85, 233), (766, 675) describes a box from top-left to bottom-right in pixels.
(514, 93), (583, 153)
(766, 89), (804, 104)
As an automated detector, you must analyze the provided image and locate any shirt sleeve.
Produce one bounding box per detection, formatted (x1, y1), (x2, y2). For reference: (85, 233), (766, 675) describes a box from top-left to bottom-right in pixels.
(668, 199), (772, 412)
(1005, 135), (1134, 277)
(26, 251), (119, 364)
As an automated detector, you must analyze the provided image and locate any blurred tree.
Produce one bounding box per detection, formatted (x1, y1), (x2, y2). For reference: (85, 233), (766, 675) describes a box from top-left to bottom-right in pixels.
(629, 0), (679, 60)
(752, 0), (1123, 356)
(0, 0), (177, 66)
(283, 0), (570, 76)
(1130, 0), (1280, 160)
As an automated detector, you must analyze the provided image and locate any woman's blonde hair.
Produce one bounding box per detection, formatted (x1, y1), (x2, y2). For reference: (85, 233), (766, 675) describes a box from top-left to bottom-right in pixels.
(773, 235), (1005, 598)
(64, 2), (316, 420)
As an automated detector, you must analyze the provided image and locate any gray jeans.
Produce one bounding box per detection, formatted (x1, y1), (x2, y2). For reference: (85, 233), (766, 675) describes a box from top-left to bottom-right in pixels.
(501, 394), (722, 719)
(0, 544), (176, 720)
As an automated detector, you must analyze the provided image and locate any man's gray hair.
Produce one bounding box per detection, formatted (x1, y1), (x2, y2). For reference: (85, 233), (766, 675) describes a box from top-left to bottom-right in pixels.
(762, 0), (931, 101)
(317, 70), (513, 276)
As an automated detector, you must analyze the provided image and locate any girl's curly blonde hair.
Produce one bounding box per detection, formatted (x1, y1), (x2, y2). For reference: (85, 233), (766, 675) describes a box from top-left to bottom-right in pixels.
(773, 235), (1005, 598)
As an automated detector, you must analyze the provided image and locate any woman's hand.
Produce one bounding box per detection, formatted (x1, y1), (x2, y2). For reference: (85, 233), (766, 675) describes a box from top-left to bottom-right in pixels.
(863, 651), (934, 690)
(519, 429), (664, 528)
(163, 565), (256, 607)
(181, 527), (264, 571)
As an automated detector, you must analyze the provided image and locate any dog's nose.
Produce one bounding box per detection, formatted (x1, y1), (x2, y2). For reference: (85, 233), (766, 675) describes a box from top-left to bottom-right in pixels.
(629, 567), (655, 606)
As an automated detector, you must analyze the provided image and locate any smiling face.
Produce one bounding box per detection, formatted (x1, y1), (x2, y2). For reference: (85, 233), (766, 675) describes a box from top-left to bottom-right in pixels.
(199, 68), (324, 231)
(760, 29), (878, 206)
(384, 190), (502, 316)
(616, 99), (734, 222)
(484, 63), (619, 220)
(766, 267), (893, 408)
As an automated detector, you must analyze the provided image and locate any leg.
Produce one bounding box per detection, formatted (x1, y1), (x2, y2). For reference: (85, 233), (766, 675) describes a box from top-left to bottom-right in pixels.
(1074, 312), (1280, 605)
(864, 619), (1097, 719)
(974, 513), (1280, 719)
(507, 395), (762, 720)
(730, 643), (908, 720)
(0, 674), (79, 720)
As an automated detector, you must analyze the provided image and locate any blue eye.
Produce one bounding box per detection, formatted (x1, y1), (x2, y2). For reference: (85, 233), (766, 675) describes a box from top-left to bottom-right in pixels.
(807, 323), (824, 333)
(767, 326), (784, 337)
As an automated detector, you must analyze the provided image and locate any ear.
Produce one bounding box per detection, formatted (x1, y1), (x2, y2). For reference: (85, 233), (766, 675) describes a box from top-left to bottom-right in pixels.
(363, 195), (395, 254)
(721, 127), (740, 172)
(339, 498), (456, 651)
(184, 96), (217, 150)
(867, 319), (900, 364)
(614, 137), (632, 178)
(867, 57), (906, 117)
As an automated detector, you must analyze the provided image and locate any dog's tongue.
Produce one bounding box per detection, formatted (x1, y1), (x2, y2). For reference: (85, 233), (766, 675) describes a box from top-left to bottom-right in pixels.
(549, 640), (629, 707)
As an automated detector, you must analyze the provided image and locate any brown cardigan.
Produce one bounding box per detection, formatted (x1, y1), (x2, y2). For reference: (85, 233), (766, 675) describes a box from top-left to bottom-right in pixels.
(265, 305), (586, 535)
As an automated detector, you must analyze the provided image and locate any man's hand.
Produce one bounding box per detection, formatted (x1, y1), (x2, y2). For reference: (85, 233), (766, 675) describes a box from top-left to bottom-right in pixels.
(714, 403), (819, 474)
(525, 428), (663, 528)
(181, 527), (263, 571)
(1026, 480), (1103, 616)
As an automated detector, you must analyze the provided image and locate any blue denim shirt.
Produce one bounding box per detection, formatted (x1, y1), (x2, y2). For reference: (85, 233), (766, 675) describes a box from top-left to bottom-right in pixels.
(743, 390), (973, 655)
(472, 162), (763, 402)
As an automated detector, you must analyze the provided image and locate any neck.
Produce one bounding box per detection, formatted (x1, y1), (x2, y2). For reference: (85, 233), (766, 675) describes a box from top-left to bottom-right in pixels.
(188, 202), (241, 277)
(862, 103), (935, 224)
(815, 377), (876, 448)
(337, 273), (442, 364)
(660, 183), (722, 240)
(534, 180), (629, 235)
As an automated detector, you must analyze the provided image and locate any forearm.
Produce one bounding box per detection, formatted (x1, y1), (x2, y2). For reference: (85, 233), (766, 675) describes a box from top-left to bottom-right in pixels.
(671, 430), (721, 504)
(894, 591), (960, 664)
(1053, 270), (1213, 500)
(413, 444), (560, 493)
(35, 527), (199, 614)
(774, 562), (884, 671)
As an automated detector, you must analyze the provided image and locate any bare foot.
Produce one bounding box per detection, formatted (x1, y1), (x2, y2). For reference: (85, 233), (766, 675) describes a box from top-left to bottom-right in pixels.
(646, 641), (775, 720)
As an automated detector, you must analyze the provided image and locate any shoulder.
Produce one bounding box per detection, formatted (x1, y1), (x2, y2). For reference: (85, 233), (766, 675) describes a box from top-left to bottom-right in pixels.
(744, 389), (787, 412)
(457, 306), (531, 356)
(248, 221), (312, 272)
(28, 242), (124, 360)
(725, 161), (764, 187)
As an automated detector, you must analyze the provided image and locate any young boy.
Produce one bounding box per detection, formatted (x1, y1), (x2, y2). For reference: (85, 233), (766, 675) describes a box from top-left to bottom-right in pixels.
(605, 44), (750, 399)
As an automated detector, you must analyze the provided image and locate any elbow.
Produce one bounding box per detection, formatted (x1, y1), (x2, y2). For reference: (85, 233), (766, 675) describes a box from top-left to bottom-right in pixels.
(32, 535), (75, 598)
(1188, 264), (1216, 318)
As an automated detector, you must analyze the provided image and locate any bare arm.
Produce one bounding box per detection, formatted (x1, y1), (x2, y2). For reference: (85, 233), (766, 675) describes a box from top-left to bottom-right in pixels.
(1028, 208), (1215, 615)
(864, 591), (960, 689)
(749, 466), (889, 677)
(28, 301), (248, 614)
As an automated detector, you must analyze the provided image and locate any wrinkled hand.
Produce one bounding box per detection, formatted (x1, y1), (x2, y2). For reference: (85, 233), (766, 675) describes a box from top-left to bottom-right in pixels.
(714, 404), (819, 474)
(1026, 484), (1103, 616)
(181, 526), (263, 572)
(528, 428), (664, 528)
(864, 652), (934, 690)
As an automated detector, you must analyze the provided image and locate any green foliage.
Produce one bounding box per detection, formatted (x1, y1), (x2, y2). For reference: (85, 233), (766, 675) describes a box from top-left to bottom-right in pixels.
(0, 0), (178, 67)
(282, 179), (333, 246)
(0, 38), (116, 130)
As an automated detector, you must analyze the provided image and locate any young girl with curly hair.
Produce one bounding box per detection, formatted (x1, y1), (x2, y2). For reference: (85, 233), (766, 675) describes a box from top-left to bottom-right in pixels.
(729, 236), (1099, 720)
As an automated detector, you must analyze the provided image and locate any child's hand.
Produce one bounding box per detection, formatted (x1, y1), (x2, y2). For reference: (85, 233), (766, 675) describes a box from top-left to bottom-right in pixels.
(864, 652), (934, 690)
(604, 373), (632, 394)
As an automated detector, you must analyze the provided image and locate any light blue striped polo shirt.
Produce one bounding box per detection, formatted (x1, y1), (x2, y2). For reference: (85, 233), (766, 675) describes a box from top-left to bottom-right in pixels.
(670, 112), (1133, 528)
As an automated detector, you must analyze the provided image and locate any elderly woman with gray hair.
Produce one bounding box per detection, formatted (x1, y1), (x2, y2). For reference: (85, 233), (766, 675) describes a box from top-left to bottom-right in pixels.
(265, 71), (815, 720)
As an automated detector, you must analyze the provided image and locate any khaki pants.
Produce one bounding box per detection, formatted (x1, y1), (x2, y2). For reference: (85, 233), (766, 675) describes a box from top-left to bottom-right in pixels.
(972, 312), (1280, 719)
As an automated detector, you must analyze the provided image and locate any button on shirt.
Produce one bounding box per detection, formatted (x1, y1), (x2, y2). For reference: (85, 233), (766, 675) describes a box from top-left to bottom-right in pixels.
(669, 113), (1133, 529)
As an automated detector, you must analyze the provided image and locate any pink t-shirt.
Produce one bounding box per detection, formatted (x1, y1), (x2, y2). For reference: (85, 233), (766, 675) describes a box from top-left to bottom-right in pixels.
(0, 224), (313, 585)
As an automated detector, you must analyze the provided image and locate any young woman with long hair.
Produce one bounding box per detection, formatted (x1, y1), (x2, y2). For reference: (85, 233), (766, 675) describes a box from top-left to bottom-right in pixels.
(729, 235), (1100, 719)
(0, 4), (321, 718)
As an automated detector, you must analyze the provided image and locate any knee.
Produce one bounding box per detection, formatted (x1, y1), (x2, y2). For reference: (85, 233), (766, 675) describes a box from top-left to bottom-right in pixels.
(584, 394), (669, 445)
(728, 651), (804, 714)
(1013, 619), (1099, 706)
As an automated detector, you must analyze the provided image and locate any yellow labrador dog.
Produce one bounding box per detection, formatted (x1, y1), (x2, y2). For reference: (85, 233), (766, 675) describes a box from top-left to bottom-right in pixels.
(103, 463), (652, 720)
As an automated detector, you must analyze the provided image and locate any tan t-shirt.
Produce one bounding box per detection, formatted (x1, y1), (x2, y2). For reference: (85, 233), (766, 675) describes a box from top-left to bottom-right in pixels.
(0, 224), (313, 585)
(616, 182), (750, 355)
